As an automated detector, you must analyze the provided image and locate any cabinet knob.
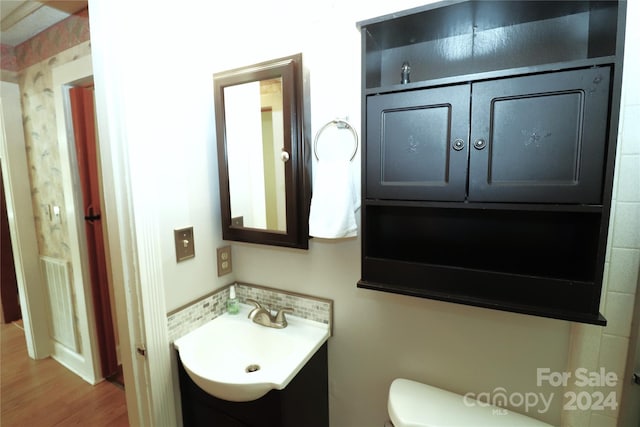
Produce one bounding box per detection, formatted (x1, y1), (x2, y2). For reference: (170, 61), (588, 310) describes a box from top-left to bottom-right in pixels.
(281, 151), (290, 162)
(474, 139), (487, 150)
(452, 139), (465, 151)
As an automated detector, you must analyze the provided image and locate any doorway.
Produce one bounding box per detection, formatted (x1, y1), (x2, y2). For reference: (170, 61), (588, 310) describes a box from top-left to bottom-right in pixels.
(0, 164), (21, 324)
(68, 84), (122, 384)
(2, 60), (121, 383)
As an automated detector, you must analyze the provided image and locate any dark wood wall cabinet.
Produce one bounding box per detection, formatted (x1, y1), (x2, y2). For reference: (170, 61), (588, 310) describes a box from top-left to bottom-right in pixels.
(357, 0), (627, 325)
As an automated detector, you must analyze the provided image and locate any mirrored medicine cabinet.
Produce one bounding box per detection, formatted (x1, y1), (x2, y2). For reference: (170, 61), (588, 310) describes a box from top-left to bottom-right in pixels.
(214, 53), (311, 249)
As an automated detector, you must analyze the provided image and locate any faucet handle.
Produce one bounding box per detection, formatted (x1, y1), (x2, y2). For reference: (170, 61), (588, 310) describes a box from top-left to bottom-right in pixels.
(246, 299), (264, 320)
(246, 299), (262, 309)
(275, 308), (294, 326)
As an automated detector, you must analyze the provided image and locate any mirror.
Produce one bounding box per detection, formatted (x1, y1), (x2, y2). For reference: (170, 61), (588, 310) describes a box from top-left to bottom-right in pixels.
(224, 77), (286, 232)
(214, 54), (310, 249)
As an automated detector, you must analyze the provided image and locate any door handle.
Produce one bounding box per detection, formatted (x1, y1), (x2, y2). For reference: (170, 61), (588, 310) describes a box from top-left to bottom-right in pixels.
(633, 372), (640, 385)
(84, 205), (101, 222)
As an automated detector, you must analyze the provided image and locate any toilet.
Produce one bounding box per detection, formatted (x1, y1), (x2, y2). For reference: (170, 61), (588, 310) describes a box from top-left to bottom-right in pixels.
(387, 379), (552, 427)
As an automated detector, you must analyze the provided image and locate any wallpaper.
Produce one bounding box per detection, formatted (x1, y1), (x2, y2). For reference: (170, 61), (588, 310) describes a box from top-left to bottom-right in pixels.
(1, 44), (18, 72)
(11, 8), (91, 260)
(18, 40), (92, 259)
(14, 9), (90, 71)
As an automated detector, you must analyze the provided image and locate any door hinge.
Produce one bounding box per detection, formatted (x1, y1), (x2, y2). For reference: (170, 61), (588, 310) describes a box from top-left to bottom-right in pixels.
(136, 345), (147, 358)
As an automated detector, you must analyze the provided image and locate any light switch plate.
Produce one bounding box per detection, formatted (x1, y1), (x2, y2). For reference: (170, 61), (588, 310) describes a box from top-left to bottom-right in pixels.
(217, 245), (232, 276)
(174, 227), (195, 262)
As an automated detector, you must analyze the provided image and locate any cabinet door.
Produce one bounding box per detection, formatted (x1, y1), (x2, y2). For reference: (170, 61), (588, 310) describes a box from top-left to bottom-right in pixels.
(469, 67), (611, 203)
(366, 85), (470, 201)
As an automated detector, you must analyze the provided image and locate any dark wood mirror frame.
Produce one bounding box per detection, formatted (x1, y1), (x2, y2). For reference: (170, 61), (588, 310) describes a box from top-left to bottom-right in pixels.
(214, 53), (311, 249)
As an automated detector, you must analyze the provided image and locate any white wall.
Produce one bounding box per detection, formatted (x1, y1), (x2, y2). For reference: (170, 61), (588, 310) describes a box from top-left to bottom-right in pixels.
(92, 1), (638, 426)
(0, 81), (51, 360)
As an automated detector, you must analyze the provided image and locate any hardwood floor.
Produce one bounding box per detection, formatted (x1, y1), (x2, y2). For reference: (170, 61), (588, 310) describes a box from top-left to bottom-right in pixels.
(0, 321), (129, 426)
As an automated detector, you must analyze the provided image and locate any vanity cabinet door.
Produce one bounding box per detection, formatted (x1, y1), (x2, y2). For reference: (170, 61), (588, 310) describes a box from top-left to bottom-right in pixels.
(468, 67), (611, 204)
(366, 84), (470, 201)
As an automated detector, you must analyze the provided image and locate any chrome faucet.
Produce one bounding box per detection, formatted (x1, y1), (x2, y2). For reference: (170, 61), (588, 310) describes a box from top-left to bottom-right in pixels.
(247, 299), (294, 329)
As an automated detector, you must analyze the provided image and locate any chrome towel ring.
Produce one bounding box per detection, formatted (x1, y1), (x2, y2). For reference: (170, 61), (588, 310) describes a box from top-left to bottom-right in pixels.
(313, 118), (358, 161)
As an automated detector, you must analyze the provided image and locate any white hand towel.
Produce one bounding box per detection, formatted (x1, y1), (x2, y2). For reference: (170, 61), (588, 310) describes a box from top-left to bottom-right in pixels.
(309, 158), (360, 239)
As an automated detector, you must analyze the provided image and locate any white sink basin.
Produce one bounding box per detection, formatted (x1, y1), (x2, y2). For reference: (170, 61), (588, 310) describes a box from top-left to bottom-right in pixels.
(174, 303), (330, 402)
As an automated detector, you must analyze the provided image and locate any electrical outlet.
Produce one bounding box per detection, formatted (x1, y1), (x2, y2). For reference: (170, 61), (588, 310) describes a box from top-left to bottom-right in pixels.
(174, 227), (195, 262)
(217, 245), (232, 276)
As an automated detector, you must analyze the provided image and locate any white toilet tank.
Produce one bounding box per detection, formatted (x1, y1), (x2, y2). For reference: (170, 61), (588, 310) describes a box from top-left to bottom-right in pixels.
(388, 379), (553, 427)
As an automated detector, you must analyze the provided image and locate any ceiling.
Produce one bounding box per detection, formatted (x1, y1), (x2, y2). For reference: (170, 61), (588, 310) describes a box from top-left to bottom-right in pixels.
(1, 0), (87, 46)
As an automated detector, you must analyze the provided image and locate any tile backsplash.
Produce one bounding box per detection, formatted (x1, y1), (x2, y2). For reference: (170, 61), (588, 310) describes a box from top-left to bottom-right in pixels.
(167, 282), (333, 342)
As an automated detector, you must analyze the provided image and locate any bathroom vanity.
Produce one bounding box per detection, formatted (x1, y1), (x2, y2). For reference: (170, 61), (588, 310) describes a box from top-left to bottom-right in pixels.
(177, 343), (328, 427)
(173, 296), (331, 427)
(357, 1), (626, 325)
